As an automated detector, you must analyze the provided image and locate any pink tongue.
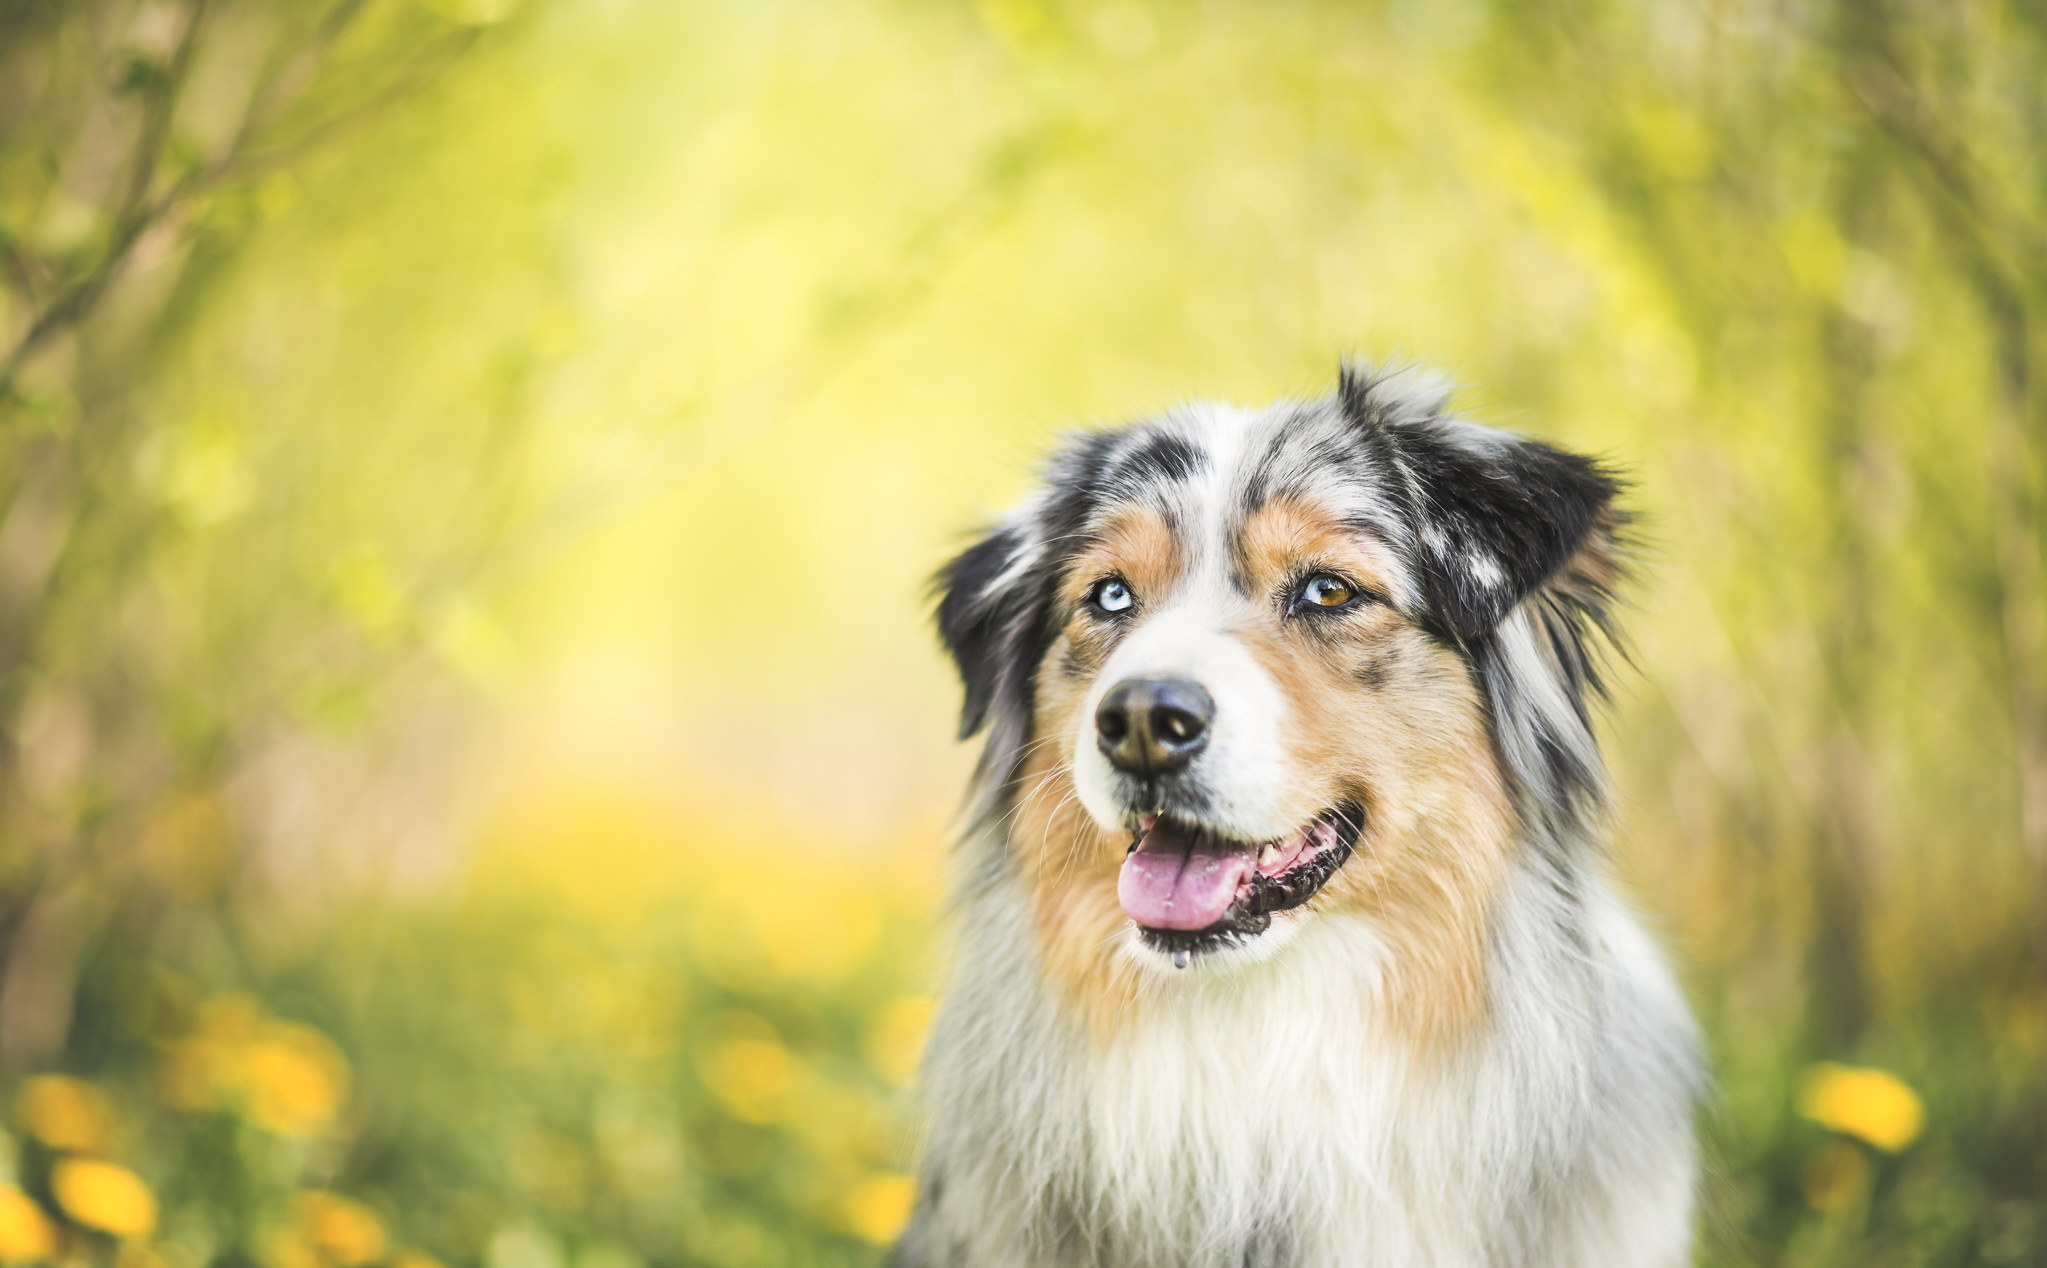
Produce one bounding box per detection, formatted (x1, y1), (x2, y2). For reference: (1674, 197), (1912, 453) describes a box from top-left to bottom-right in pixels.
(1117, 822), (1254, 930)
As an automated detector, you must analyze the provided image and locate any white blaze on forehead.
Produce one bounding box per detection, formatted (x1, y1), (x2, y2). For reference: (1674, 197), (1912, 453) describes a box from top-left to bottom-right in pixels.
(1173, 401), (1261, 566)
(1068, 405), (1309, 840)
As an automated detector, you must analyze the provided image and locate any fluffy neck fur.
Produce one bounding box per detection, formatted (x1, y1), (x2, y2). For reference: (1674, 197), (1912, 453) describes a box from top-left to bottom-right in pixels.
(904, 826), (1700, 1268)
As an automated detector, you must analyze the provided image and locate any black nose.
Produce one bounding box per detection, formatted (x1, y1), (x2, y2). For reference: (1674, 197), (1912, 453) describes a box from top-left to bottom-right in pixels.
(1095, 678), (1213, 775)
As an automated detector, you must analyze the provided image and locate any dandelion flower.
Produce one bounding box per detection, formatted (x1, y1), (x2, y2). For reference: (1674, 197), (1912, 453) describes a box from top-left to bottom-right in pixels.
(841, 1173), (916, 1245)
(0, 1186), (57, 1261)
(295, 1193), (385, 1267)
(19, 1077), (113, 1154)
(697, 1038), (799, 1124)
(51, 1160), (157, 1239)
(245, 1026), (349, 1137)
(1796, 1063), (1924, 1152)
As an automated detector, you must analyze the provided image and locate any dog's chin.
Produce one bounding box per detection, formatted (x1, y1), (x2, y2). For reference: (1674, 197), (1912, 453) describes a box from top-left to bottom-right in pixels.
(1116, 801), (1363, 966)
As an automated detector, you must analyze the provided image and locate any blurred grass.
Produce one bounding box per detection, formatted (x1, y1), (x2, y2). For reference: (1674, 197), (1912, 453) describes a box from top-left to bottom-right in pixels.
(40, 783), (945, 1268)
(2, 0), (2045, 1265)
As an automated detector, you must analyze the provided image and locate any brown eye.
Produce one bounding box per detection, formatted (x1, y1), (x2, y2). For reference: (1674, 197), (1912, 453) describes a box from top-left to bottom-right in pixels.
(1299, 574), (1356, 609)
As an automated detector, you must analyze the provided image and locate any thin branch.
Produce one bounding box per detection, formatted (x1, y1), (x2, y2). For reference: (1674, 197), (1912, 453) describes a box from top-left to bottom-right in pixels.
(0, 4), (477, 402)
(233, 0), (377, 152)
(1844, 53), (2047, 297)
(0, 225), (36, 304)
(121, 0), (211, 217)
(0, 0), (211, 394)
(222, 30), (483, 179)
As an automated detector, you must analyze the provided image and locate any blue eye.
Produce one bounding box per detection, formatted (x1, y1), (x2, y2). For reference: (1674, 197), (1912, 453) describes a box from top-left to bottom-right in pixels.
(1092, 579), (1134, 613)
(1298, 574), (1358, 609)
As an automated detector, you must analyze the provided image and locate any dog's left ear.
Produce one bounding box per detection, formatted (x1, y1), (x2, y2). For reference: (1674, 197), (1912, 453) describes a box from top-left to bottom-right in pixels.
(1341, 366), (1619, 640)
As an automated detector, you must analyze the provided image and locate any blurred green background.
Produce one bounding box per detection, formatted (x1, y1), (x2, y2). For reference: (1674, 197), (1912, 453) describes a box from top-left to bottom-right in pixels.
(1, 0), (2043, 1264)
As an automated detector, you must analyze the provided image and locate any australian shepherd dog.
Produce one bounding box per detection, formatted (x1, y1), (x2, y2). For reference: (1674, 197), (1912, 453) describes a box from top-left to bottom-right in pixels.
(893, 365), (1704, 1268)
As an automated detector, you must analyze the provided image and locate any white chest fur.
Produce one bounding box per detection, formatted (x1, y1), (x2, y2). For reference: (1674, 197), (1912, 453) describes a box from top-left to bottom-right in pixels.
(902, 862), (1700, 1268)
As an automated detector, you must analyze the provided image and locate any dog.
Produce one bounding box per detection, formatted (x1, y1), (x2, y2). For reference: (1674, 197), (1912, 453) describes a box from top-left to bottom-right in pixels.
(893, 365), (1704, 1268)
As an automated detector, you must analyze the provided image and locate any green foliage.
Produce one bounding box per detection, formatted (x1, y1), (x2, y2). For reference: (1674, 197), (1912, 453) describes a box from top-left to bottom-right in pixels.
(1, 1), (2043, 1266)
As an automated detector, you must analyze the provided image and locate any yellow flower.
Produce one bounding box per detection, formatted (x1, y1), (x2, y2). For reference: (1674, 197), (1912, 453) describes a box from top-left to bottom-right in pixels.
(864, 996), (937, 1087)
(50, 1160), (157, 1239)
(697, 1037), (800, 1124)
(258, 1227), (320, 1268)
(159, 995), (265, 1112)
(156, 999), (352, 1137)
(245, 1025), (349, 1137)
(840, 1173), (916, 1245)
(18, 1076), (113, 1154)
(294, 1193), (386, 1267)
(1796, 1063), (1925, 1152)
(0, 1185), (57, 1261)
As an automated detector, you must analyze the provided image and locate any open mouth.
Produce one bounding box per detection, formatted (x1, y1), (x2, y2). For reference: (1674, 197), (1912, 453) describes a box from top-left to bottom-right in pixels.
(1117, 802), (1363, 964)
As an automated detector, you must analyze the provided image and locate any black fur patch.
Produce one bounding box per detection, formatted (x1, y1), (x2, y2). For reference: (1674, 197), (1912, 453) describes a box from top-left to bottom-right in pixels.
(1236, 417), (1360, 523)
(934, 430), (1122, 741)
(1338, 365), (1619, 642)
(933, 524), (1034, 740)
(1111, 429), (1205, 489)
(1353, 653), (1390, 690)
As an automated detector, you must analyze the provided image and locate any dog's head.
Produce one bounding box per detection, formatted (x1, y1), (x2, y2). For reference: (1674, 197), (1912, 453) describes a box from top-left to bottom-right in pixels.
(937, 366), (1622, 1014)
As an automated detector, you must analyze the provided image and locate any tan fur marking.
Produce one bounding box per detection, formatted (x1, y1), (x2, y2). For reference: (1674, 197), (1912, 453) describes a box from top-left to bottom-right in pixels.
(1012, 722), (1142, 1038)
(1231, 498), (1516, 1052)
(1232, 494), (1403, 604)
(1016, 507), (1182, 1037)
(1056, 506), (1181, 617)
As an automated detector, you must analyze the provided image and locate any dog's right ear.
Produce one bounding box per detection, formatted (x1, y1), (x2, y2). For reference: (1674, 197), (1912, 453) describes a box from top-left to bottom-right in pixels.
(934, 520), (1041, 740)
(937, 429), (1118, 748)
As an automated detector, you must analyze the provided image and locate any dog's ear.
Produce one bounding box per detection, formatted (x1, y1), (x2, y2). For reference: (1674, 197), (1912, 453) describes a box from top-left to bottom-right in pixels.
(935, 521), (1041, 740)
(1404, 429), (1619, 641)
(1340, 364), (1619, 641)
(936, 429), (1120, 743)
